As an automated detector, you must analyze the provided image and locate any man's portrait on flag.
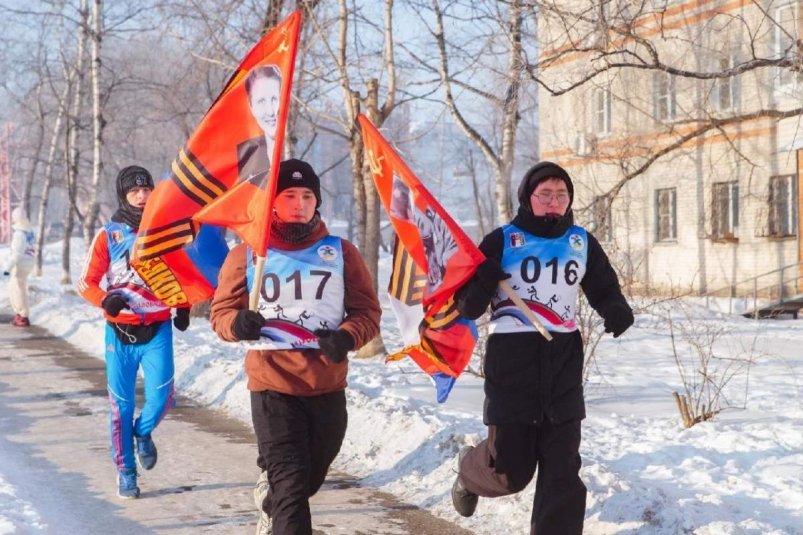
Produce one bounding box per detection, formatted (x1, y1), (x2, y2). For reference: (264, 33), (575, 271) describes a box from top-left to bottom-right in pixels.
(237, 64), (282, 187)
(389, 173), (413, 221)
(413, 204), (458, 293)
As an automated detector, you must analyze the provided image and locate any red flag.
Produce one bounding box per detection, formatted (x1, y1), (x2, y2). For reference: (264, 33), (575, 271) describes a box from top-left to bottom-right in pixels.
(359, 114), (484, 402)
(132, 11), (302, 304)
(358, 114), (485, 314)
(193, 12), (301, 255)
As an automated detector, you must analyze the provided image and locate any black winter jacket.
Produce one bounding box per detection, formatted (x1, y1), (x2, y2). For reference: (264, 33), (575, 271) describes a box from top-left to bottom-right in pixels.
(456, 207), (632, 425)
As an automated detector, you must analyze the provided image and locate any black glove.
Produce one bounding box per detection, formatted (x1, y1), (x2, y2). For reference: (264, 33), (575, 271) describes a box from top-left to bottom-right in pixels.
(3, 271), (8, 276)
(475, 257), (511, 292)
(173, 307), (190, 331)
(232, 310), (265, 341)
(102, 293), (130, 317)
(603, 303), (634, 338)
(314, 329), (354, 363)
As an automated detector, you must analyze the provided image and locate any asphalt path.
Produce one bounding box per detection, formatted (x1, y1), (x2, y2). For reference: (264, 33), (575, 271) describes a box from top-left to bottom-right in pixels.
(0, 315), (474, 534)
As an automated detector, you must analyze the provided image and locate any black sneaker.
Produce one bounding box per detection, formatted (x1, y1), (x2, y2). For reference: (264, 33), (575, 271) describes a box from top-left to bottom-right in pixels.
(451, 446), (478, 517)
(136, 434), (158, 470)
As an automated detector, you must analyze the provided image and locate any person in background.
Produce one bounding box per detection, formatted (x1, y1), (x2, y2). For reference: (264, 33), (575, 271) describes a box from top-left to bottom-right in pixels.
(210, 159), (381, 535)
(77, 165), (190, 499)
(450, 161), (634, 534)
(5, 206), (36, 327)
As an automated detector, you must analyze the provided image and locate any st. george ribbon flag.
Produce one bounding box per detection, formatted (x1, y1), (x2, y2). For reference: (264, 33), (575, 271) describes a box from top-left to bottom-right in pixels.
(131, 11), (302, 305)
(358, 114), (485, 402)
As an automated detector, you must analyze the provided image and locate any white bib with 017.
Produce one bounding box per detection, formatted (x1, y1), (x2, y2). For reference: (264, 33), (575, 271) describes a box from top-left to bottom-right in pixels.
(242, 237), (346, 350)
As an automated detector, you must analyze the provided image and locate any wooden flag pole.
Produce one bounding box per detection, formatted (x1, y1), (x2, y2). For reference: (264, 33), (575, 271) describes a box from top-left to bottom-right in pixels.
(499, 279), (553, 341)
(249, 255), (266, 311)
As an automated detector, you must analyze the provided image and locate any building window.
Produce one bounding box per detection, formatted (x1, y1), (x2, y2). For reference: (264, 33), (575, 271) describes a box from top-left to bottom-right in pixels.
(769, 175), (797, 236)
(712, 56), (740, 112)
(653, 72), (676, 121)
(594, 87), (612, 135)
(775, 2), (801, 88)
(712, 181), (739, 240)
(655, 188), (677, 242)
(592, 195), (613, 242)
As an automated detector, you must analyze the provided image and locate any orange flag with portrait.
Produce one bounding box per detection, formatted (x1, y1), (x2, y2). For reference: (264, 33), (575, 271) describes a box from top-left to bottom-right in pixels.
(132, 11), (302, 304)
(359, 114), (485, 402)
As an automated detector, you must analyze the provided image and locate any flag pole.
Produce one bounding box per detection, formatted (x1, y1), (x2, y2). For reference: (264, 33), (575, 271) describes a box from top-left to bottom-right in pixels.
(499, 280), (553, 341)
(249, 255), (266, 311)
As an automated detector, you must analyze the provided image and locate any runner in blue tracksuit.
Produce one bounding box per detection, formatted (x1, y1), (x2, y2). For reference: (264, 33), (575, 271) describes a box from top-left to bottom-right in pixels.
(78, 165), (190, 499)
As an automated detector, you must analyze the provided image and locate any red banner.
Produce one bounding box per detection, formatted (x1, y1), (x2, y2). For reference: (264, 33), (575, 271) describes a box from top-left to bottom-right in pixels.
(359, 114), (484, 402)
(132, 12), (302, 303)
(358, 114), (484, 314)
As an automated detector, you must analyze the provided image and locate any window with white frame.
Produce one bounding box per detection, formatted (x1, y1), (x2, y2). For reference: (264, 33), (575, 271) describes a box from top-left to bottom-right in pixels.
(592, 195), (613, 242)
(653, 72), (676, 121)
(712, 56), (740, 112)
(594, 87), (612, 135)
(769, 175), (797, 236)
(655, 188), (677, 241)
(712, 181), (739, 239)
(775, 2), (801, 88)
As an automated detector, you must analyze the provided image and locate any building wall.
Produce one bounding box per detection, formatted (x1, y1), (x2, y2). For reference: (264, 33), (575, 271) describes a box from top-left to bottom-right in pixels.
(538, 0), (801, 295)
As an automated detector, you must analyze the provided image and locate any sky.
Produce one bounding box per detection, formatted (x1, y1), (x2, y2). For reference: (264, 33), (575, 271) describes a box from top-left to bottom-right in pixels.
(1, 236), (803, 534)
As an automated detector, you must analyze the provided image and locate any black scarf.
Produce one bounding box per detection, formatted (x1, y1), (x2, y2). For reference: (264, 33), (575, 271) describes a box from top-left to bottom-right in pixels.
(511, 206), (574, 238)
(111, 207), (142, 229)
(270, 212), (321, 244)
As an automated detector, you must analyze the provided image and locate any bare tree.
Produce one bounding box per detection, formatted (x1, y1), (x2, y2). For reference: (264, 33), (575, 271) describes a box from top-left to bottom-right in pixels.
(62, 0), (90, 284)
(81, 0), (104, 242)
(423, 0), (533, 224)
(528, 0), (802, 198)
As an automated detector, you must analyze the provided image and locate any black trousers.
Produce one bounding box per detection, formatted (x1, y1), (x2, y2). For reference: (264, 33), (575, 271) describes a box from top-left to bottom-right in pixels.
(251, 390), (347, 535)
(459, 419), (586, 535)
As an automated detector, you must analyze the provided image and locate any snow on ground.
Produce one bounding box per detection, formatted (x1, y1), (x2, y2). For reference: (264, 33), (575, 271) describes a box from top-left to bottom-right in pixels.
(1, 236), (802, 534)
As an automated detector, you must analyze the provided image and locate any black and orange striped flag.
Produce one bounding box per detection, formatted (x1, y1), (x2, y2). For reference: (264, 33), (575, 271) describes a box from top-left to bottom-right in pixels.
(132, 11), (302, 303)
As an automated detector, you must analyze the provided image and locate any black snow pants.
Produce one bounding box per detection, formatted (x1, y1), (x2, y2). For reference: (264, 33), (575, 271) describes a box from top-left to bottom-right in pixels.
(251, 389), (347, 535)
(458, 419), (587, 534)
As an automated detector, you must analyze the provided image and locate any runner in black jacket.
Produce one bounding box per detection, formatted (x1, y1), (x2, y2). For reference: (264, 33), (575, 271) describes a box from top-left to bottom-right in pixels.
(451, 161), (634, 535)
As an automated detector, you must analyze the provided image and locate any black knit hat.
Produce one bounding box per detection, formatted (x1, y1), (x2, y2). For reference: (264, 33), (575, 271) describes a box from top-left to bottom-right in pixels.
(277, 159), (321, 208)
(114, 165), (154, 229)
(116, 165), (154, 202)
(517, 161), (574, 211)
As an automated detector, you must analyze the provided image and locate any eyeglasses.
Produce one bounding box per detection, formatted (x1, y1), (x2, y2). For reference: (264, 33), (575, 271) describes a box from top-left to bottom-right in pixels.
(532, 192), (570, 204)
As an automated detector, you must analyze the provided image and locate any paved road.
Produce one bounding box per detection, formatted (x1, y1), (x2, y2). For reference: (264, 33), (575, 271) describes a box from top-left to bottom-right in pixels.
(0, 315), (474, 534)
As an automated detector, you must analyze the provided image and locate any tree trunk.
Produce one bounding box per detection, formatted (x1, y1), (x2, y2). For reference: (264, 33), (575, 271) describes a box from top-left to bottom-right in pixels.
(83, 0), (104, 243)
(495, 0), (523, 223)
(22, 85), (46, 218)
(33, 85), (69, 277)
(62, 0), (89, 285)
(355, 79), (387, 358)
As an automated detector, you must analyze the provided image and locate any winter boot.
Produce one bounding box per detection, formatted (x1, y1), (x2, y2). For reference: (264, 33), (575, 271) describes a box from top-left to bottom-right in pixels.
(11, 315), (30, 327)
(135, 434), (158, 470)
(451, 446), (478, 517)
(254, 471), (272, 535)
(117, 468), (140, 499)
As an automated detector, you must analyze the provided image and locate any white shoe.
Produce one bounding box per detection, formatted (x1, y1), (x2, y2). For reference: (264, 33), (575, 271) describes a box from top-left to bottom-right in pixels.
(254, 471), (272, 535)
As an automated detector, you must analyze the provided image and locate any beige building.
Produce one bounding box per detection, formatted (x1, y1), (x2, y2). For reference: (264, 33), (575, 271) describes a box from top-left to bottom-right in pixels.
(538, 0), (802, 300)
